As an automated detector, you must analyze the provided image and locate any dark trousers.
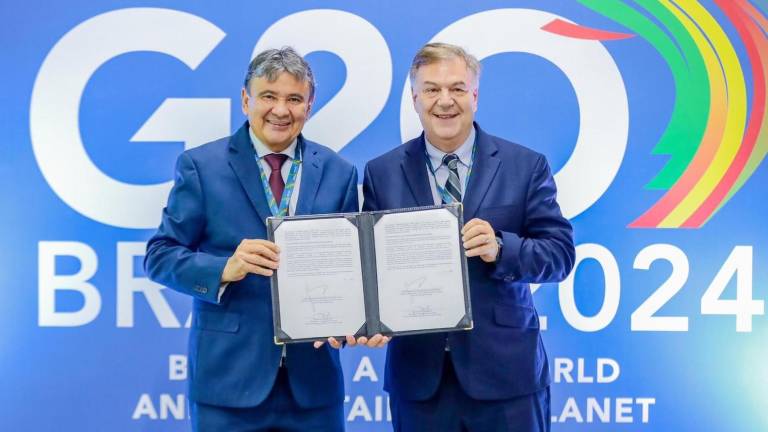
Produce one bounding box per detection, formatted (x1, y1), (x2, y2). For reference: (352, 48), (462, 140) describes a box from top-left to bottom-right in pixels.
(390, 355), (550, 432)
(191, 366), (344, 432)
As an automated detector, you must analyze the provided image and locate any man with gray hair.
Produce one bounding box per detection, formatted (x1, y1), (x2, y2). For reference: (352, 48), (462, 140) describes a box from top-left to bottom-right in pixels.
(145, 47), (381, 431)
(363, 42), (574, 431)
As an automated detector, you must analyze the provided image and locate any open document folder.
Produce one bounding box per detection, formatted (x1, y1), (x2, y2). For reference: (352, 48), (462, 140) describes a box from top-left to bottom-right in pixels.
(267, 204), (473, 344)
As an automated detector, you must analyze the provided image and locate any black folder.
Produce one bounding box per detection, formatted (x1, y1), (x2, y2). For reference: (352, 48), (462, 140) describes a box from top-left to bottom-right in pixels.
(267, 204), (473, 344)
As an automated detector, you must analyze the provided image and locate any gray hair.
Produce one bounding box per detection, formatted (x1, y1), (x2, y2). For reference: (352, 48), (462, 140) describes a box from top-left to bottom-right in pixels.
(409, 42), (481, 84)
(244, 47), (315, 100)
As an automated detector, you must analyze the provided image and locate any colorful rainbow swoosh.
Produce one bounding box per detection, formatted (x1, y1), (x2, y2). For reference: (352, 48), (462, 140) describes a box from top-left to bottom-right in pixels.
(575, 0), (768, 228)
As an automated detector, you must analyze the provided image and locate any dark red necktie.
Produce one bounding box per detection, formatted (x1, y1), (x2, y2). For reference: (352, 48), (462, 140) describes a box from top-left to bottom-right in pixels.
(263, 153), (288, 205)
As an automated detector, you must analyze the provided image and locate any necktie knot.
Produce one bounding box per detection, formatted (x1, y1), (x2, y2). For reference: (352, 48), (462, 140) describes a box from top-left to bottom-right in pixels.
(264, 153), (288, 172)
(442, 153), (460, 170)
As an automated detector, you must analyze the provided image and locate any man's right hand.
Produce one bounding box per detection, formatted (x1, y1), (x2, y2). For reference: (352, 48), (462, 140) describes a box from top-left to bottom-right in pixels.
(221, 239), (280, 283)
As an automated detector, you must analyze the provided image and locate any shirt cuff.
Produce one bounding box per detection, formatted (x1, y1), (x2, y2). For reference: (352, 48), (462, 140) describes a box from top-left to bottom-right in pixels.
(217, 282), (229, 303)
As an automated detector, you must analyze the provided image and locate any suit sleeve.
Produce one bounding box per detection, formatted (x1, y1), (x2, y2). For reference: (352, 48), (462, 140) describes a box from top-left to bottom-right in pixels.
(144, 152), (229, 304)
(361, 163), (379, 212)
(341, 165), (360, 213)
(489, 155), (575, 284)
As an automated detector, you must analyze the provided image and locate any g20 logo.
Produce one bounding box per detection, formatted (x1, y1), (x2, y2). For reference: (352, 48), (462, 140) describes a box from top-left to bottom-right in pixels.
(32, 5), (765, 229)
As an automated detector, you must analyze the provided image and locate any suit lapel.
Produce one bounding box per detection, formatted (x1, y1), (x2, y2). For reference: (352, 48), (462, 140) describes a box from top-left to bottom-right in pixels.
(401, 135), (436, 207)
(295, 136), (322, 216)
(227, 122), (272, 226)
(463, 124), (501, 221)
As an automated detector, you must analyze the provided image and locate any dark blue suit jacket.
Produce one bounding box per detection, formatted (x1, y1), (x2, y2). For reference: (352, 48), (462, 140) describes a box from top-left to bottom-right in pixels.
(145, 122), (358, 408)
(363, 124), (574, 401)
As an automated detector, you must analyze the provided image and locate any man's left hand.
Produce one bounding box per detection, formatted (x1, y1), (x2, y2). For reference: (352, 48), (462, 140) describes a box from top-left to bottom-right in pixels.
(462, 218), (499, 263)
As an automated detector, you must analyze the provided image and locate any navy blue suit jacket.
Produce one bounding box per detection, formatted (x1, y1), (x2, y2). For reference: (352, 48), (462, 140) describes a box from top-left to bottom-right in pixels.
(363, 124), (574, 401)
(145, 122), (358, 408)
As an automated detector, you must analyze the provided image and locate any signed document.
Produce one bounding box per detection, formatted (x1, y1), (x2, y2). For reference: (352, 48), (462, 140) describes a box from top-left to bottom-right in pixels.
(268, 204), (471, 344)
(271, 217), (366, 341)
(374, 207), (467, 333)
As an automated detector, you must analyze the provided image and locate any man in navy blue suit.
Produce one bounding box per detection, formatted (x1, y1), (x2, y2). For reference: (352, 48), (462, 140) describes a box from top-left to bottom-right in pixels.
(145, 47), (380, 431)
(363, 43), (575, 431)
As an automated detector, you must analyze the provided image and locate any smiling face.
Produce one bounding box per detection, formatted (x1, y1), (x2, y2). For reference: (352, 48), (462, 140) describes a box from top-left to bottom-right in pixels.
(411, 56), (478, 153)
(241, 72), (312, 152)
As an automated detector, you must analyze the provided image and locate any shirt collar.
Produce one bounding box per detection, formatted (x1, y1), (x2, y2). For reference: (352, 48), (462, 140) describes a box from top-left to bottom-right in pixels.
(249, 127), (298, 160)
(425, 126), (476, 170)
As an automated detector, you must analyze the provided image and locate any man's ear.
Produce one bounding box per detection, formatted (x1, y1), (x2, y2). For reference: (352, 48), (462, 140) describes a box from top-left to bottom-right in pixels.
(472, 87), (479, 113)
(241, 87), (249, 115)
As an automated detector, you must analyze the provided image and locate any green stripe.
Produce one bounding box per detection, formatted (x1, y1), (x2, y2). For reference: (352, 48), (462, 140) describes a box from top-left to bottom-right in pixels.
(578, 0), (710, 189)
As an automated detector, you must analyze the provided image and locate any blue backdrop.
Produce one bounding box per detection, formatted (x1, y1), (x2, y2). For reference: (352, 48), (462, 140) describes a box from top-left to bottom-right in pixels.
(2, 1), (767, 430)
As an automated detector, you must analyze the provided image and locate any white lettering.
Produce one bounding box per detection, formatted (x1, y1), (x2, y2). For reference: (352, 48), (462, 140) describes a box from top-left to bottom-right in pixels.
(29, 8), (227, 228)
(159, 394), (186, 420)
(559, 397), (583, 423)
(553, 396), (656, 424)
(132, 394), (158, 419)
(38, 241), (101, 327)
(169, 355), (187, 381)
(615, 397), (633, 423)
(597, 358), (620, 383)
(352, 356), (378, 382)
(554, 358), (618, 384)
(117, 242), (180, 327)
(347, 395), (373, 421)
(132, 393), (187, 420)
(577, 358), (594, 383)
(636, 398), (656, 423)
(586, 398), (609, 423)
(554, 358), (574, 383)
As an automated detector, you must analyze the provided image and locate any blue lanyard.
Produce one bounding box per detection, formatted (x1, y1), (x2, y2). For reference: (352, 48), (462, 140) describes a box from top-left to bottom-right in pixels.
(255, 144), (302, 217)
(425, 144), (477, 204)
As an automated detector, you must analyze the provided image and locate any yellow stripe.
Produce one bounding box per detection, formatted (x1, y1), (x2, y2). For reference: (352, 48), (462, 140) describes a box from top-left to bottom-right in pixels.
(661, 0), (747, 226)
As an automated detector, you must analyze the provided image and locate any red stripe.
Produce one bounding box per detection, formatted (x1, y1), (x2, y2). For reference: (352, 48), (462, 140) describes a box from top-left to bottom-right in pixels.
(683, 0), (765, 227)
(541, 19), (635, 40)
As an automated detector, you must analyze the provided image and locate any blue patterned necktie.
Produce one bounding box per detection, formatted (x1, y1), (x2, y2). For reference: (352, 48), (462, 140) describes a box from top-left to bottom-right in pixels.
(442, 153), (462, 203)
